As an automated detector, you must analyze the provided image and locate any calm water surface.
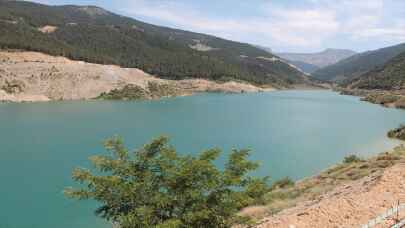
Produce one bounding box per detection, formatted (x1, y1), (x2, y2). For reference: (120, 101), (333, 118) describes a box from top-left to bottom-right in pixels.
(1, 90), (404, 228)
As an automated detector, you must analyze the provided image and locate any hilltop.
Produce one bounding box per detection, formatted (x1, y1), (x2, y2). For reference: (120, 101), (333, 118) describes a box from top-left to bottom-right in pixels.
(0, 0), (309, 87)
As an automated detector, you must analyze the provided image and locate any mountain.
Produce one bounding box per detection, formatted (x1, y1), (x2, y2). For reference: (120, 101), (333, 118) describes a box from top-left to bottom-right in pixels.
(254, 45), (273, 54)
(253, 46), (319, 74)
(312, 43), (405, 82)
(286, 60), (320, 74)
(0, 0), (308, 87)
(277, 49), (356, 68)
(344, 51), (405, 90)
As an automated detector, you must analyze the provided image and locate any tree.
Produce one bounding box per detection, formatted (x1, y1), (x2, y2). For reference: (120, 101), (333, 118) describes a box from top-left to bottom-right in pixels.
(65, 136), (269, 228)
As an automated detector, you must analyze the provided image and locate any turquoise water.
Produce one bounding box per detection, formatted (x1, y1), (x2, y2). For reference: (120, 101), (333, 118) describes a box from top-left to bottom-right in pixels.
(1, 90), (405, 228)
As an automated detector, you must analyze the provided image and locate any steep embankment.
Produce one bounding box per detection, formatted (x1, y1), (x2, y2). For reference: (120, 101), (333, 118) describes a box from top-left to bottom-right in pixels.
(243, 146), (405, 227)
(0, 50), (273, 102)
(258, 162), (405, 228)
(0, 0), (309, 87)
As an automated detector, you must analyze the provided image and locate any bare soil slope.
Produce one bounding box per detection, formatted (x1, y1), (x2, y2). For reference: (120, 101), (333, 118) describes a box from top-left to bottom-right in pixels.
(258, 163), (405, 228)
(0, 51), (272, 102)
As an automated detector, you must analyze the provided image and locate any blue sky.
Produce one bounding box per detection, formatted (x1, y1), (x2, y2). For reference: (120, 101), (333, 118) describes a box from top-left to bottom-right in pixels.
(31, 0), (405, 53)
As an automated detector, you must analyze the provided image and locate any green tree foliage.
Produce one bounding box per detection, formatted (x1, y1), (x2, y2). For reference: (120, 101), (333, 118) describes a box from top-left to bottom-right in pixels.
(65, 136), (269, 228)
(0, 1), (307, 86)
(346, 51), (405, 90)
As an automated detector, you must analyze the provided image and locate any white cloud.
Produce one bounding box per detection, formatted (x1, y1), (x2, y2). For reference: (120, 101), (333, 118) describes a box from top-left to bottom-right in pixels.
(121, 0), (342, 50)
(31, 0), (405, 52)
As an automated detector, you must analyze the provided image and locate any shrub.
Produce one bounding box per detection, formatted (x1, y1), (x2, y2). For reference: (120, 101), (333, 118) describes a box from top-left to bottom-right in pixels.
(271, 177), (295, 190)
(65, 136), (269, 228)
(343, 155), (362, 164)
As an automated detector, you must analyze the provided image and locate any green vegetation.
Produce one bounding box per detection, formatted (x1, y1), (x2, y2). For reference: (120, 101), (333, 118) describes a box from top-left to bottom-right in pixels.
(97, 82), (180, 100)
(343, 154), (363, 164)
(97, 84), (148, 100)
(64, 134), (405, 225)
(65, 136), (270, 228)
(388, 125), (405, 141)
(0, 1), (307, 86)
(312, 43), (405, 82)
(346, 51), (405, 90)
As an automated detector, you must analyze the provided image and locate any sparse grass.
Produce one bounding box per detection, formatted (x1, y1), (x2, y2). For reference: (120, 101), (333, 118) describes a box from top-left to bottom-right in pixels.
(247, 145), (405, 221)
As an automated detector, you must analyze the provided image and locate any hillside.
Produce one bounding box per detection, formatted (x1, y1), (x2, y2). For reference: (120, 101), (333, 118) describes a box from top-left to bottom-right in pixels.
(287, 60), (320, 74)
(0, 50), (273, 102)
(258, 162), (405, 227)
(277, 49), (356, 68)
(238, 145), (405, 227)
(0, 0), (308, 87)
(344, 51), (405, 90)
(313, 43), (405, 82)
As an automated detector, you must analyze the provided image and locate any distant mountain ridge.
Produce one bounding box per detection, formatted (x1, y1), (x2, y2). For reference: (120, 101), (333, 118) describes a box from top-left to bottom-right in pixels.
(0, 0), (309, 87)
(312, 43), (405, 82)
(277, 49), (357, 68)
(285, 60), (320, 74)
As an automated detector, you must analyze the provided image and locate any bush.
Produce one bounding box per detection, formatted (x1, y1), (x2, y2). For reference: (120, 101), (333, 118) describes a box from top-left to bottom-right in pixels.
(343, 155), (362, 164)
(65, 136), (269, 228)
(271, 177), (295, 190)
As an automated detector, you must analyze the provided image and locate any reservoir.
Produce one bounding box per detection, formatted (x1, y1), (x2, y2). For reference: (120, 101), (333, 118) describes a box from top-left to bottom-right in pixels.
(1, 90), (404, 228)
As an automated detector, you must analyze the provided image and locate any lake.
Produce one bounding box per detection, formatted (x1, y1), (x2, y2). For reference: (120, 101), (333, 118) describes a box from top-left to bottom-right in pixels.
(1, 90), (404, 228)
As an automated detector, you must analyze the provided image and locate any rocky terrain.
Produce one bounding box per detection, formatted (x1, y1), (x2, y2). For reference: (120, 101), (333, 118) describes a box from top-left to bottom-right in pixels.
(238, 145), (405, 228)
(0, 50), (274, 102)
(257, 162), (405, 227)
(339, 88), (405, 109)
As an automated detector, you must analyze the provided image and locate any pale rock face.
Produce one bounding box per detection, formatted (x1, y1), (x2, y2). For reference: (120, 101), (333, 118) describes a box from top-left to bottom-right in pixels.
(0, 51), (273, 103)
(38, 25), (58, 34)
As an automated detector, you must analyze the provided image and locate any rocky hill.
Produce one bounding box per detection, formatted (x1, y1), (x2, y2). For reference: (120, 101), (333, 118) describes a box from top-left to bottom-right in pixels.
(0, 0), (309, 87)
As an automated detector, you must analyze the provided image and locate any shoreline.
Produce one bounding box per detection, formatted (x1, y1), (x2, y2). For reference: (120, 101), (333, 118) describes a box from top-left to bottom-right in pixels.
(0, 50), (327, 104)
(249, 90), (405, 227)
(0, 85), (331, 104)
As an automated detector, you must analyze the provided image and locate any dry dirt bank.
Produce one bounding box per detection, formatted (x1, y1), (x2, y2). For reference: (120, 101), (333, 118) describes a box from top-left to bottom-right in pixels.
(0, 50), (273, 102)
(251, 146), (405, 228)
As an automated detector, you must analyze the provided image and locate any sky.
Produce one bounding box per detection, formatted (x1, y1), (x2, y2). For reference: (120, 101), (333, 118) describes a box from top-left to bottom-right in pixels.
(30, 0), (405, 53)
